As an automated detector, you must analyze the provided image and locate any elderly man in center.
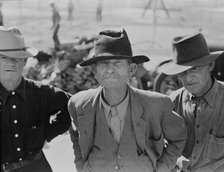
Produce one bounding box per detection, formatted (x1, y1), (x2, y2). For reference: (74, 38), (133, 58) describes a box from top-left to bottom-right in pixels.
(68, 29), (187, 172)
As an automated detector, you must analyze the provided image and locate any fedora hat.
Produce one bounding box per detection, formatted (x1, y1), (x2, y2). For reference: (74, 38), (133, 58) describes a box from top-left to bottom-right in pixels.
(79, 29), (149, 66)
(0, 26), (38, 58)
(161, 32), (224, 75)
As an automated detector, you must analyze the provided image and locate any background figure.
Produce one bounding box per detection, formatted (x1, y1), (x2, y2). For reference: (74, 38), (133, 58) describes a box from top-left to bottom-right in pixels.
(96, 0), (103, 23)
(67, 0), (74, 21)
(50, 2), (61, 50)
(0, 3), (3, 26)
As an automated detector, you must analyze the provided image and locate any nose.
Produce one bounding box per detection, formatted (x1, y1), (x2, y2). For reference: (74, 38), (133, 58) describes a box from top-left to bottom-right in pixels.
(106, 63), (115, 73)
(183, 71), (193, 83)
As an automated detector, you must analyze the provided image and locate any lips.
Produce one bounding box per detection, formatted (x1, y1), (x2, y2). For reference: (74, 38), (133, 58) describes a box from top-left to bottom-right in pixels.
(5, 69), (16, 72)
(186, 82), (197, 87)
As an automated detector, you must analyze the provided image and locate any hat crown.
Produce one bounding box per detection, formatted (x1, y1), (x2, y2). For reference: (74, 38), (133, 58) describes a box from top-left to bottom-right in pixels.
(79, 29), (149, 66)
(94, 29), (133, 57)
(173, 33), (210, 64)
(0, 27), (25, 50)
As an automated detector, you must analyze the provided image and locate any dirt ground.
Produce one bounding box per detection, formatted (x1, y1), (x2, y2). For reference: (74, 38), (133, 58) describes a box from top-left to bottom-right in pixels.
(2, 0), (224, 171)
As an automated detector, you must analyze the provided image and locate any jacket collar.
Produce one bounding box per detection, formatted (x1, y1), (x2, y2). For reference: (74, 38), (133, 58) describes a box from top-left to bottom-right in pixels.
(81, 86), (146, 151)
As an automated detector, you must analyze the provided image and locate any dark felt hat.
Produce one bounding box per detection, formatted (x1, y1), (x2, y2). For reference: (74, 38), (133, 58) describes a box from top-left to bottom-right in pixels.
(79, 29), (149, 66)
(161, 32), (224, 75)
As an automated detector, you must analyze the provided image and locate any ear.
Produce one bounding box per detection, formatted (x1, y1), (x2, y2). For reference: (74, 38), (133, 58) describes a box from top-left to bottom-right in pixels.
(23, 58), (28, 66)
(91, 64), (97, 75)
(129, 63), (137, 78)
(208, 62), (215, 72)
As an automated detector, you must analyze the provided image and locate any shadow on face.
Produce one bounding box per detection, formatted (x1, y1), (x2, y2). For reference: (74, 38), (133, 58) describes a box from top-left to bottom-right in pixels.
(177, 63), (215, 96)
(0, 55), (27, 83)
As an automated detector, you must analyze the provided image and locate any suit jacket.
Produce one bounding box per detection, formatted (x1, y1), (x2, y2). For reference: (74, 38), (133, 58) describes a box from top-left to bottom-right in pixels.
(68, 86), (187, 172)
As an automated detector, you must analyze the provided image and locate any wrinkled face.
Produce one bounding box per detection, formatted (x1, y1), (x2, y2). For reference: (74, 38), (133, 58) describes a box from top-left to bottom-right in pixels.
(92, 59), (137, 89)
(0, 55), (27, 84)
(177, 63), (214, 96)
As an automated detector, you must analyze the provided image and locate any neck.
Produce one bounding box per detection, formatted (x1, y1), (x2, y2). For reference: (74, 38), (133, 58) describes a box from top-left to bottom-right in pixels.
(103, 85), (128, 106)
(1, 77), (22, 91)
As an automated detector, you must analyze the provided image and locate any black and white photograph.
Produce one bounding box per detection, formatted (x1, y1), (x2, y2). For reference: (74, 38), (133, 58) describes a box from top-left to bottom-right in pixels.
(1, 0), (224, 172)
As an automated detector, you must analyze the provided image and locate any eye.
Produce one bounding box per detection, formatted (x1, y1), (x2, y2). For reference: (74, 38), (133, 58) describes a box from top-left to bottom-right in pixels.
(0, 56), (7, 60)
(98, 61), (107, 65)
(190, 66), (200, 72)
(115, 61), (122, 66)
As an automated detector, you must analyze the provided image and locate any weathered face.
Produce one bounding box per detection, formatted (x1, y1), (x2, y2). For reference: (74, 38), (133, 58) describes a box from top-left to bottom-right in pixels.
(92, 59), (137, 89)
(0, 55), (27, 84)
(177, 63), (214, 96)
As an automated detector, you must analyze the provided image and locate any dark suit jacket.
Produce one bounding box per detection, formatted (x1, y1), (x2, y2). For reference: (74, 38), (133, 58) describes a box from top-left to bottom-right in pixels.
(68, 86), (187, 172)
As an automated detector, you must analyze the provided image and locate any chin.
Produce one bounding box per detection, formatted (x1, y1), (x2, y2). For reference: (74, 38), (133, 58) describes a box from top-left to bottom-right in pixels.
(103, 82), (124, 89)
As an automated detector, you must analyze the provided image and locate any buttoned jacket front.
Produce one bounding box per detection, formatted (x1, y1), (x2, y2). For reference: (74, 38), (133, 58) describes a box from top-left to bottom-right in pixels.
(68, 86), (187, 172)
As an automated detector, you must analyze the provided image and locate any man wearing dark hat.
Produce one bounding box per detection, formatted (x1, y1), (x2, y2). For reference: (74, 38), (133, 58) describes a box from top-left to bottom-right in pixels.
(161, 33), (224, 172)
(0, 26), (71, 172)
(68, 29), (187, 172)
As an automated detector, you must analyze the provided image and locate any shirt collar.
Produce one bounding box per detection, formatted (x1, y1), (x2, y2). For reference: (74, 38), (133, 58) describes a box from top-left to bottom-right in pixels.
(0, 77), (26, 106)
(184, 78), (219, 107)
(100, 89), (129, 121)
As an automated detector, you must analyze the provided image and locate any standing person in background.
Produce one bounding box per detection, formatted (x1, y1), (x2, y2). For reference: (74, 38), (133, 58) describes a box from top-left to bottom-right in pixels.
(68, 29), (187, 172)
(0, 26), (71, 172)
(67, 0), (74, 22)
(50, 2), (61, 51)
(161, 32), (224, 172)
(96, 0), (103, 23)
(0, 3), (3, 26)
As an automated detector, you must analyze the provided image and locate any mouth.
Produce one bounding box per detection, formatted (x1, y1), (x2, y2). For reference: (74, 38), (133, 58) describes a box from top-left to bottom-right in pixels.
(186, 82), (197, 87)
(103, 76), (119, 80)
(4, 69), (16, 72)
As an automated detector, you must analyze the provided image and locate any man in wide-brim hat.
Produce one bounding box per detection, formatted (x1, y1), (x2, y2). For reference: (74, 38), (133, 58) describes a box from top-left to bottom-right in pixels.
(0, 26), (71, 172)
(68, 28), (187, 172)
(161, 32), (224, 172)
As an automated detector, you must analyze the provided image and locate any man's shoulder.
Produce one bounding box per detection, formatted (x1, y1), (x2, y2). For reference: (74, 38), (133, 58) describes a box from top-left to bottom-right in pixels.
(217, 80), (224, 87)
(25, 78), (51, 89)
(69, 87), (99, 104)
(169, 87), (186, 101)
(130, 87), (171, 105)
(132, 87), (170, 99)
(24, 78), (66, 94)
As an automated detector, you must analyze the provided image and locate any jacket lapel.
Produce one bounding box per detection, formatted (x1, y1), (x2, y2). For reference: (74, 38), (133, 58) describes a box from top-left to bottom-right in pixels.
(78, 87), (103, 161)
(129, 87), (146, 152)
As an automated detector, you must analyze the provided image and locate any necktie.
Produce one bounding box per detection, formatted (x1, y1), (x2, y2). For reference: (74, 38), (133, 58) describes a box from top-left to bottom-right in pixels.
(110, 107), (121, 143)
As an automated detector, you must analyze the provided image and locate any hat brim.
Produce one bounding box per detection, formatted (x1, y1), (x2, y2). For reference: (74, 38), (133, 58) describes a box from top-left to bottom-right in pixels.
(0, 47), (38, 58)
(161, 51), (224, 75)
(79, 54), (150, 66)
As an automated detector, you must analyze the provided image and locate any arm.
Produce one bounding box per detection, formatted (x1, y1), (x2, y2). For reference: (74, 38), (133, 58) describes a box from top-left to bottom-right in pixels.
(157, 97), (187, 172)
(68, 98), (84, 172)
(45, 87), (71, 142)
